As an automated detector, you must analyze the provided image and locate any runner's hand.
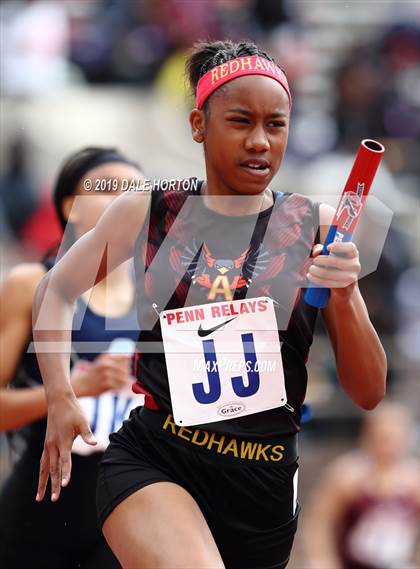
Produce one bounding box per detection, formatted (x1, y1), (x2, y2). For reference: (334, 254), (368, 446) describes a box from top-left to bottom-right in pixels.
(71, 353), (132, 397)
(36, 393), (96, 502)
(307, 242), (361, 298)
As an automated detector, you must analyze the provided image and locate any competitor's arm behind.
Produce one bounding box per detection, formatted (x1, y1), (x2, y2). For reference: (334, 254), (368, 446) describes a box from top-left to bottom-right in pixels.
(302, 457), (356, 569)
(0, 264), (49, 430)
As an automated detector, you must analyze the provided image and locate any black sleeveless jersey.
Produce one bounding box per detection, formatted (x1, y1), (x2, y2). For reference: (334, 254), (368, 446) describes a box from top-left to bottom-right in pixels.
(134, 180), (319, 437)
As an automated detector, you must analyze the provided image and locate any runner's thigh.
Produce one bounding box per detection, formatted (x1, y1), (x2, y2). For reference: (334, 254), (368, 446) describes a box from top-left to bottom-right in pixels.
(102, 481), (225, 569)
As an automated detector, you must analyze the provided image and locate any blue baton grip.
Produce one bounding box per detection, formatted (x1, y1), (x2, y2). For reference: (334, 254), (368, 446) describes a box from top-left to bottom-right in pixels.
(304, 225), (353, 308)
(301, 403), (313, 423)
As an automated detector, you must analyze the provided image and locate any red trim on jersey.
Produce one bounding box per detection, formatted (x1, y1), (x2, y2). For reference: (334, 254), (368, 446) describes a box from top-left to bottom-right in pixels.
(132, 352), (159, 410)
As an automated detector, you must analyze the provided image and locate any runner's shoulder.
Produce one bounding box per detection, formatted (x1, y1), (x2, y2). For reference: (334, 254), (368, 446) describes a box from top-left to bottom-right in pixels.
(1, 263), (46, 312)
(96, 188), (152, 241)
(323, 451), (368, 492)
(398, 458), (420, 500)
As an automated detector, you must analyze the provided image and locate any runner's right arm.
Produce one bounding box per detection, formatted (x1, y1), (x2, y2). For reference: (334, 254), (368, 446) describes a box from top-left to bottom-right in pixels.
(303, 457), (356, 569)
(33, 190), (150, 501)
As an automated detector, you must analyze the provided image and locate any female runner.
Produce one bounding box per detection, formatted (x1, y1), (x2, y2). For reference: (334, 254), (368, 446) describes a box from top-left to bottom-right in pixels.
(33, 41), (387, 569)
(304, 402), (419, 569)
(0, 147), (142, 568)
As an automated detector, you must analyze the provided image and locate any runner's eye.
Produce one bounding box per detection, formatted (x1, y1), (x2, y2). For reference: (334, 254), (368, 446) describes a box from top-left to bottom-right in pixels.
(228, 117), (250, 124)
(267, 121), (286, 128)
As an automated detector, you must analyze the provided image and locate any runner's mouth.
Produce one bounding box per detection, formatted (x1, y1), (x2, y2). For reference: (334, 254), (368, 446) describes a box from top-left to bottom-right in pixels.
(240, 159), (271, 176)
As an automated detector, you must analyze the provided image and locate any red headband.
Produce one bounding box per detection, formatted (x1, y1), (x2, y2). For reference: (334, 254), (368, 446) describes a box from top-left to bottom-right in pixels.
(196, 55), (292, 110)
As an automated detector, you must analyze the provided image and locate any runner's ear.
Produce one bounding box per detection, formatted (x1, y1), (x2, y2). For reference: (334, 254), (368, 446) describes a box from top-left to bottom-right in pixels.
(189, 109), (205, 143)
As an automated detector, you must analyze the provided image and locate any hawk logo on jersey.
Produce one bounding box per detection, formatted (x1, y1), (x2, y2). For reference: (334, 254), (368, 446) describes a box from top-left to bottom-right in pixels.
(178, 241), (273, 301)
(336, 183), (364, 230)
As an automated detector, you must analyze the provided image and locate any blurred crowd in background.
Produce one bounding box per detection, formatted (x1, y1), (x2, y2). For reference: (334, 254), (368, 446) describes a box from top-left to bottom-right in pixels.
(1, 1), (419, 568)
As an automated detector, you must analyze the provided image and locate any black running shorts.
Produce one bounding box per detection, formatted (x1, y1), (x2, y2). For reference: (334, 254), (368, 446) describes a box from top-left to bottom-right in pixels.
(97, 406), (300, 569)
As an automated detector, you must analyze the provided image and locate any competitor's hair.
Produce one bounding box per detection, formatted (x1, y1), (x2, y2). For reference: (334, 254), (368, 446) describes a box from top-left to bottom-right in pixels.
(185, 40), (277, 107)
(53, 147), (140, 230)
(45, 147), (141, 260)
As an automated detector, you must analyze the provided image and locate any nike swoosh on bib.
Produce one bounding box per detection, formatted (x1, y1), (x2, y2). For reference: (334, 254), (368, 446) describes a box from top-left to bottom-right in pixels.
(197, 317), (237, 338)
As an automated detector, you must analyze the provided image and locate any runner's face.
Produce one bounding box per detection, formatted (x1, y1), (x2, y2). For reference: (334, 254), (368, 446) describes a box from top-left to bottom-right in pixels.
(65, 163), (142, 237)
(363, 410), (411, 463)
(198, 74), (290, 196)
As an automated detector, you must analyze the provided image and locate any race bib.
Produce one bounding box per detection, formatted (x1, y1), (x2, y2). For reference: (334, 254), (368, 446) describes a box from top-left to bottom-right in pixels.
(72, 388), (144, 455)
(160, 296), (286, 426)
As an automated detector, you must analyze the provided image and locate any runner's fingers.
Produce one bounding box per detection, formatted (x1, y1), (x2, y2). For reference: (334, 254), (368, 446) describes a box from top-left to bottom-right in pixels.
(78, 421), (97, 447)
(47, 445), (61, 501)
(327, 241), (359, 258)
(36, 450), (50, 501)
(308, 265), (358, 284)
(104, 372), (122, 390)
(311, 244), (324, 257)
(106, 358), (131, 374)
(105, 370), (131, 390)
(307, 271), (356, 289)
(60, 450), (72, 488)
(312, 254), (360, 273)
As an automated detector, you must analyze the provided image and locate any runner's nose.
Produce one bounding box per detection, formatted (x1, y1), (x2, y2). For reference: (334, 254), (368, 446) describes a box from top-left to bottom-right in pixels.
(244, 125), (270, 153)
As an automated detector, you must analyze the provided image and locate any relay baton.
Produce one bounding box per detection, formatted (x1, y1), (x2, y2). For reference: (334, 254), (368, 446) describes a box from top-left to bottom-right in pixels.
(108, 338), (136, 355)
(304, 139), (385, 309)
